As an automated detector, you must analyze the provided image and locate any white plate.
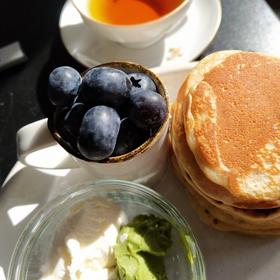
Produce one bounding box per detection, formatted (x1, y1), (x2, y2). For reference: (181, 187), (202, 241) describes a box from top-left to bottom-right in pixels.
(2, 63), (280, 280)
(59, 0), (222, 68)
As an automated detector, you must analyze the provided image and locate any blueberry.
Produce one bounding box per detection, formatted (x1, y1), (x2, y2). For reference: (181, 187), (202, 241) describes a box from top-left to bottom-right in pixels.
(128, 72), (157, 92)
(78, 106), (121, 161)
(73, 93), (86, 105)
(80, 67), (132, 108)
(53, 106), (76, 147)
(53, 106), (68, 133)
(128, 88), (167, 129)
(52, 102), (87, 150)
(112, 118), (150, 156)
(48, 66), (82, 106)
(116, 104), (130, 119)
(64, 102), (87, 138)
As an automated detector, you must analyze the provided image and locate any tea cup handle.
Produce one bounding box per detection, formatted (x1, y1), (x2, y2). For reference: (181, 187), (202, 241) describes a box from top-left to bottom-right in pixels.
(17, 118), (79, 169)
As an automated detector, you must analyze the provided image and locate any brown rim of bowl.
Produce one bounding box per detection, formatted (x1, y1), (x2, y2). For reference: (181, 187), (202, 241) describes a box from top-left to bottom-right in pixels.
(48, 61), (170, 163)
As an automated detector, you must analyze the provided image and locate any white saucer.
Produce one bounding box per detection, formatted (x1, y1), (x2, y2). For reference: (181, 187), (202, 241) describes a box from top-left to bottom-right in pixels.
(59, 0), (222, 68)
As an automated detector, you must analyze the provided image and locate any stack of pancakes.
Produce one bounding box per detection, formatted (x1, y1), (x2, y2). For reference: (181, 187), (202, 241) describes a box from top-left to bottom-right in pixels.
(170, 50), (280, 235)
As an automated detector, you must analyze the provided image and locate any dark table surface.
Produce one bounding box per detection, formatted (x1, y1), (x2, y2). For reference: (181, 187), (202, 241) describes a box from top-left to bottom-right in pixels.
(0, 0), (279, 187)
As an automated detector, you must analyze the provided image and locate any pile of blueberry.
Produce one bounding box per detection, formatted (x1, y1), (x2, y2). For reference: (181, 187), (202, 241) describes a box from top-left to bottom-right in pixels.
(48, 65), (167, 161)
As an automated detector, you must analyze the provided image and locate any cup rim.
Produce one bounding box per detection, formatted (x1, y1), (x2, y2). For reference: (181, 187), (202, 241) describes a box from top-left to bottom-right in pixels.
(70, 0), (191, 28)
(48, 61), (170, 164)
(8, 179), (206, 280)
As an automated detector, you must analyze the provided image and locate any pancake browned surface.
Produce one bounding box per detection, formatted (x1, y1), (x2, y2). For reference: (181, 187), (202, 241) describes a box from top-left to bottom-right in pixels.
(171, 77), (280, 227)
(170, 50), (280, 235)
(171, 53), (280, 208)
(185, 51), (280, 205)
(170, 65), (248, 208)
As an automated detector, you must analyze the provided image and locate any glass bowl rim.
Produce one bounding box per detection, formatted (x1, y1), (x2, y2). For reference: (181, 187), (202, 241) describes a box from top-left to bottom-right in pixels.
(8, 179), (206, 280)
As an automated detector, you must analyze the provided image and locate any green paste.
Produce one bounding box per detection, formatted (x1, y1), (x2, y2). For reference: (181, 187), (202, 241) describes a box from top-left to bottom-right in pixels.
(114, 214), (172, 280)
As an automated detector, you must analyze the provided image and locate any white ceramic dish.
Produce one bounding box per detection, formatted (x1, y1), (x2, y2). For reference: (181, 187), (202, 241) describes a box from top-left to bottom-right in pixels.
(71, 0), (192, 48)
(1, 63), (280, 280)
(59, 0), (222, 68)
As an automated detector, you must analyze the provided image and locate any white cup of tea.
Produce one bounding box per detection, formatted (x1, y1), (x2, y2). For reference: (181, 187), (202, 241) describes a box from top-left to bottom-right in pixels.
(71, 0), (192, 48)
(16, 62), (170, 185)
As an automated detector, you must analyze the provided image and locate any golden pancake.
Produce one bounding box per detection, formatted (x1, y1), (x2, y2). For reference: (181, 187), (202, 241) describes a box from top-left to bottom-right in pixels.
(188, 186), (280, 236)
(172, 147), (280, 229)
(170, 69), (280, 208)
(171, 111), (280, 223)
(172, 155), (280, 235)
(184, 51), (280, 205)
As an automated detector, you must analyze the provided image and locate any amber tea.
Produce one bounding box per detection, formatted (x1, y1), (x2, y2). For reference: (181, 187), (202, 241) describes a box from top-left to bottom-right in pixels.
(88, 0), (184, 25)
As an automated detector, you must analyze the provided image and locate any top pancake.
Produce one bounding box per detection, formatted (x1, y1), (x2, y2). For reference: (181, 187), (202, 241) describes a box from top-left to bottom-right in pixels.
(184, 51), (280, 202)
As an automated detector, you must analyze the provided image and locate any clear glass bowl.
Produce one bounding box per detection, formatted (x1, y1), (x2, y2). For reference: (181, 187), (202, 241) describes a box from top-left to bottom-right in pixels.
(8, 180), (206, 280)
